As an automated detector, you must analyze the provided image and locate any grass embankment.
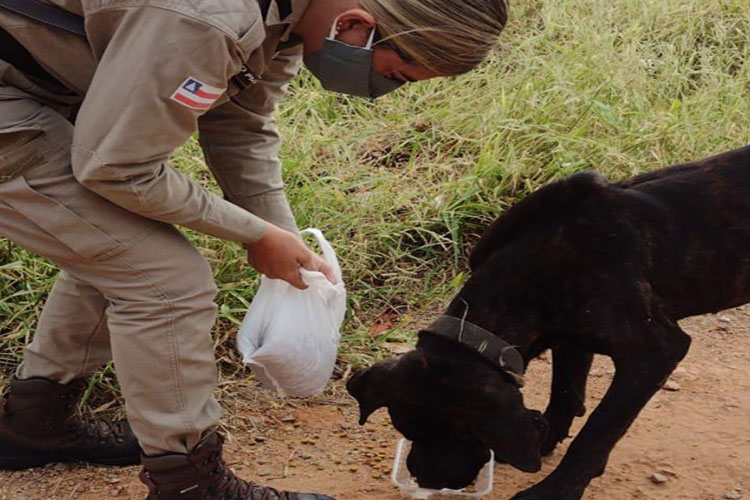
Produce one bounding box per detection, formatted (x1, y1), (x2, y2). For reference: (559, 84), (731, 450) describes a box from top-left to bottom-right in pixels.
(1, 0), (749, 404)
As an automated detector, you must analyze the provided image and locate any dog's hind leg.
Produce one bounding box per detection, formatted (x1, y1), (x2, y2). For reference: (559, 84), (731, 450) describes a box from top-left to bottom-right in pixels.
(511, 320), (691, 500)
(540, 347), (594, 456)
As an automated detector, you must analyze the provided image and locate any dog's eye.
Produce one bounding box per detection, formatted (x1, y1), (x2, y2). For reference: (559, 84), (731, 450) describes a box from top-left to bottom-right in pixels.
(533, 414), (548, 430)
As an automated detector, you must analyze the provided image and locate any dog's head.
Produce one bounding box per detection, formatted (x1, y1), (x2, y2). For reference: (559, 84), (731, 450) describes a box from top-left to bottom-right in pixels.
(347, 347), (547, 489)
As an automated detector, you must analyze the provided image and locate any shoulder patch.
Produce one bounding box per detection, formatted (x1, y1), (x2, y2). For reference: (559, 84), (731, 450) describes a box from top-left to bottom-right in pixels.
(170, 77), (225, 110)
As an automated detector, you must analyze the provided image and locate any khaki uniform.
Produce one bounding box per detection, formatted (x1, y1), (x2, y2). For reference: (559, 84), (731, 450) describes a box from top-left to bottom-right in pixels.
(0, 0), (309, 454)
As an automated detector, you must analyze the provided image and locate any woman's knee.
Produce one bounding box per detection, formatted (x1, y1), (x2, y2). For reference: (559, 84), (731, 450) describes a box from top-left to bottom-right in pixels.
(161, 246), (218, 310)
(108, 225), (219, 313)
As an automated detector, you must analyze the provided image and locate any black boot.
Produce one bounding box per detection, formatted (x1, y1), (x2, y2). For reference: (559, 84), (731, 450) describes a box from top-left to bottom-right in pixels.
(0, 376), (140, 470)
(140, 433), (336, 500)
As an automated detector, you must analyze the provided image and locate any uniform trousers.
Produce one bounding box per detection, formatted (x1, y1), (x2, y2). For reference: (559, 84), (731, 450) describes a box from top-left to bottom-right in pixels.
(0, 84), (222, 455)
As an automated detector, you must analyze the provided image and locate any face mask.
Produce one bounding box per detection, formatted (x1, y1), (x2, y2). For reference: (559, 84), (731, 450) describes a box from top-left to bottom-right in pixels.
(303, 16), (405, 99)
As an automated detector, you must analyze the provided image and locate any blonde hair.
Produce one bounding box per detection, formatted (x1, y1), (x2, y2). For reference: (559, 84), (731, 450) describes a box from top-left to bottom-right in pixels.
(362, 0), (509, 76)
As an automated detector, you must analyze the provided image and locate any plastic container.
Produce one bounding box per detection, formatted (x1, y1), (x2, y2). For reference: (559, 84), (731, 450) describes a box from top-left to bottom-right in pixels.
(391, 439), (495, 499)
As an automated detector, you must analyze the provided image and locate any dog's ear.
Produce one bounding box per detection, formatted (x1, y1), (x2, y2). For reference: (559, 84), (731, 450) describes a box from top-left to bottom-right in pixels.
(346, 358), (399, 425)
(470, 171), (609, 270)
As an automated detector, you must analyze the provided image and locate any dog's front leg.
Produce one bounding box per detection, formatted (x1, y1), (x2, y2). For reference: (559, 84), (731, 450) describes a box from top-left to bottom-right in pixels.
(511, 322), (690, 500)
(540, 347), (594, 456)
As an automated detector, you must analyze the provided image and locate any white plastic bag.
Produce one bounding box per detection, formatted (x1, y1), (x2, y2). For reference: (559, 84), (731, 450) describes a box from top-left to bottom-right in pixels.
(237, 228), (346, 397)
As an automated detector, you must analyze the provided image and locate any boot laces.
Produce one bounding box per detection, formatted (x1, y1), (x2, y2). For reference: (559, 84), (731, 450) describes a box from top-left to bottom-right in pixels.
(60, 391), (128, 443)
(76, 414), (129, 443)
(204, 449), (288, 500)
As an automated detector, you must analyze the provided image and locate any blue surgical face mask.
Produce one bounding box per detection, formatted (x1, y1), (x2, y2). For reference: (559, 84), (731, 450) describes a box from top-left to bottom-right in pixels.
(303, 16), (405, 99)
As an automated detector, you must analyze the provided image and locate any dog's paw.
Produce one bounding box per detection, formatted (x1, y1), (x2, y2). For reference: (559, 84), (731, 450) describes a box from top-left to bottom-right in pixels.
(539, 435), (561, 457)
(510, 488), (552, 500)
(539, 430), (567, 457)
(510, 482), (584, 500)
(540, 407), (583, 456)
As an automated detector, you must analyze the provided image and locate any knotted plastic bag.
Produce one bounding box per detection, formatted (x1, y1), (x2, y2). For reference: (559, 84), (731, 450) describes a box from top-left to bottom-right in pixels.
(237, 228), (346, 397)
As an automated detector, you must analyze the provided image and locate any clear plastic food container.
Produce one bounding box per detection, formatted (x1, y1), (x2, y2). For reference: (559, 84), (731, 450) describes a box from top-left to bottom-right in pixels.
(391, 439), (495, 499)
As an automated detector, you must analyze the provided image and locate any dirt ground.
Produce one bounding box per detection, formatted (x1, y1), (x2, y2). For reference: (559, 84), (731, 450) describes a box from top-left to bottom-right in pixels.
(1, 305), (749, 500)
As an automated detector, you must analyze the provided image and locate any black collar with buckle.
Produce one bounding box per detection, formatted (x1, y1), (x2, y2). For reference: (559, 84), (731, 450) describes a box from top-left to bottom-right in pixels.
(418, 315), (526, 388)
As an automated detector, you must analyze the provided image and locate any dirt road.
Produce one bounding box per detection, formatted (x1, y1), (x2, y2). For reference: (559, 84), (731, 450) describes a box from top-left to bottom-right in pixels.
(2, 306), (749, 500)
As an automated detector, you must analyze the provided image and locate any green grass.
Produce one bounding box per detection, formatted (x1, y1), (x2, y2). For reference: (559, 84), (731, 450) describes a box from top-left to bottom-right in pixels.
(1, 0), (749, 402)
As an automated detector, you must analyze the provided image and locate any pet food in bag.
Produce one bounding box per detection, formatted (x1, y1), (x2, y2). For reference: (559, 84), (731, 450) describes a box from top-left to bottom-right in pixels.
(237, 228), (346, 397)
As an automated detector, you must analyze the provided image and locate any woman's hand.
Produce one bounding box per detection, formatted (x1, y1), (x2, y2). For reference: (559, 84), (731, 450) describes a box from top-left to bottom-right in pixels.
(245, 224), (337, 290)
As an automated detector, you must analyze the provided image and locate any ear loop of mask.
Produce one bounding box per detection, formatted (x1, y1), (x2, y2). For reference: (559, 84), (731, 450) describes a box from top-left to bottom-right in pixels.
(328, 14), (377, 49)
(328, 14), (342, 38)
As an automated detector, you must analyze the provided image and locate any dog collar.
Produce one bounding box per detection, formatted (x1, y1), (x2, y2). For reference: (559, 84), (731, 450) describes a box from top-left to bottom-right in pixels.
(419, 315), (526, 388)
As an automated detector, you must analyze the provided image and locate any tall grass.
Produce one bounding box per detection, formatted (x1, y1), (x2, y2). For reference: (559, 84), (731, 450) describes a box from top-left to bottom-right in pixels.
(1, 0), (749, 400)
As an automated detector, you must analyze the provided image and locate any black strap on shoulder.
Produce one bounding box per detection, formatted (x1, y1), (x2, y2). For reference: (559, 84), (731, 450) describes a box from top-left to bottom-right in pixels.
(275, 0), (292, 19)
(0, 26), (63, 85)
(0, 0), (288, 90)
(0, 0), (85, 37)
(419, 315), (526, 387)
(0, 0), (286, 34)
(257, 0), (292, 21)
(258, 0), (272, 19)
(0, 1), (83, 89)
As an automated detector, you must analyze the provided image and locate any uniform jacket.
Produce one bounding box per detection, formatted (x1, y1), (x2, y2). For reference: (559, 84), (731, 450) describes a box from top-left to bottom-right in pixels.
(0, 0), (310, 242)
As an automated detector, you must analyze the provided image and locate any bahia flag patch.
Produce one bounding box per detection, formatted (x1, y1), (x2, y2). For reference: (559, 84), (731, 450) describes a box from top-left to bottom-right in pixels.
(170, 77), (225, 110)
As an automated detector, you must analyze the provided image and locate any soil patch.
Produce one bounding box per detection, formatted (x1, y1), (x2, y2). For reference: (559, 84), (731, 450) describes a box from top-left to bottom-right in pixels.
(2, 306), (749, 500)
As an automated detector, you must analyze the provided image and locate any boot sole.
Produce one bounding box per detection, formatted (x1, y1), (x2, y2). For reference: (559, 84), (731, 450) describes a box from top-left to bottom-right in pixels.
(0, 454), (59, 471)
(0, 454), (139, 471)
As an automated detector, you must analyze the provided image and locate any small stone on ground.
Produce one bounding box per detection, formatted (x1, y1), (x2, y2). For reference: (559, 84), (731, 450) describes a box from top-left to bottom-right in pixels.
(650, 472), (668, 484)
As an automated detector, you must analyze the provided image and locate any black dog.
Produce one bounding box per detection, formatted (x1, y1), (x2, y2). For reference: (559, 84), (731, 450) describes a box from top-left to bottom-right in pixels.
(347, 146), (750, 500)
